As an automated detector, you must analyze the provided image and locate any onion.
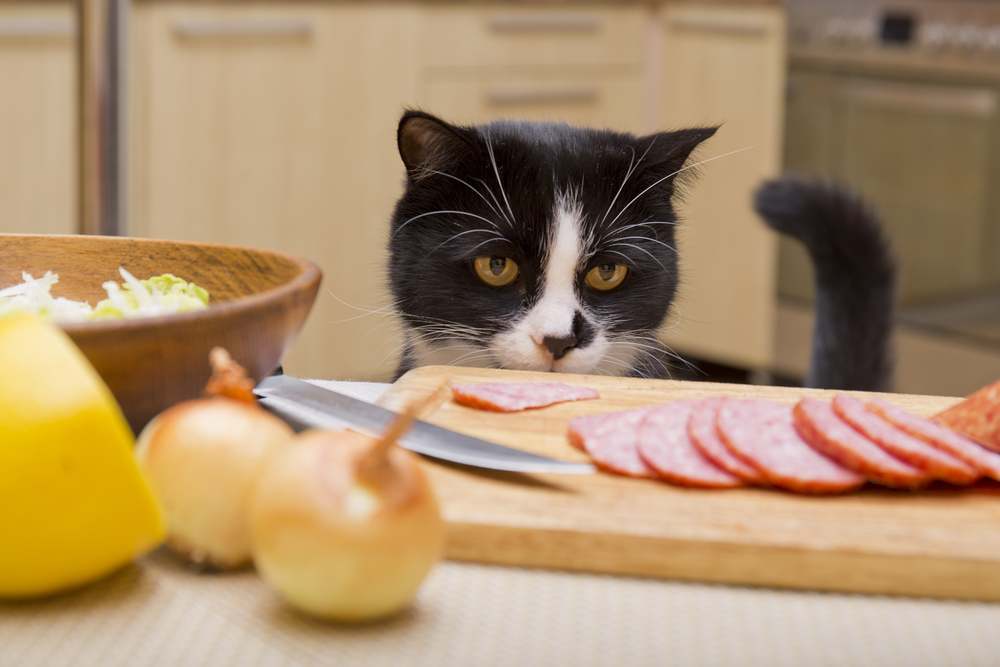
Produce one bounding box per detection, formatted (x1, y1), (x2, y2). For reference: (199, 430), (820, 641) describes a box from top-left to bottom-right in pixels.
(134, 348), (295, 569)
(248, 403), (445, 621)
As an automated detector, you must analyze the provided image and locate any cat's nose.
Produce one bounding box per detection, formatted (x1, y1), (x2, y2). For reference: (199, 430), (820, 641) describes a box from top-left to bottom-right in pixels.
(543, 335), (577, 361)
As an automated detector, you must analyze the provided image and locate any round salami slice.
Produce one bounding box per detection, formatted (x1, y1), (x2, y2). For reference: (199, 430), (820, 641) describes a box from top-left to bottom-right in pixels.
(793, 398), (929, 489)
(637, 400), (743, 489)
(569, 407), (658, 478)
(717, 399), (865, 494)
(452, 382), (599, 413)
(567, 411), (618, 451)
(867, 397), (1000, 482)
(831, 394), (979, 485)
(688, 397), (766, 484)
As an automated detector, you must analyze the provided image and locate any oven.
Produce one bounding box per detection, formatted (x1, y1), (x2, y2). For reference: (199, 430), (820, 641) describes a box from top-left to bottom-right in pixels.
(778, 0), (1000, 391)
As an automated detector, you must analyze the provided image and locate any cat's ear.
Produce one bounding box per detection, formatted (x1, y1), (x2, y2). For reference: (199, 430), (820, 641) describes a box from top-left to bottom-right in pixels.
(397, 110), (476, 182)
(639, 126), (719, 194)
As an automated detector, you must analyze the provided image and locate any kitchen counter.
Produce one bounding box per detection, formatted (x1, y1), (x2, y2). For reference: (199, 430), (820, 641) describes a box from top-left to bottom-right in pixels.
(3, 379), (1000, 666)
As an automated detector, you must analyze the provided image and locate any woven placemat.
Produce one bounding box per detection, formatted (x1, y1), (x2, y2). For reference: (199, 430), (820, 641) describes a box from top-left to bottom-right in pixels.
(2, 548), (1000, 667)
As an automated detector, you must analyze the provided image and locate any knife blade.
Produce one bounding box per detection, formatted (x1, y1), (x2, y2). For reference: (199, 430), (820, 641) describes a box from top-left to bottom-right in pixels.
(253, 374), (596, 474)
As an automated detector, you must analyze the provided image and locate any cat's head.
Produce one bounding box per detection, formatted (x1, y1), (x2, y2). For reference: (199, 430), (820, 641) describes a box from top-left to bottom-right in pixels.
(388, 110), (716, 378)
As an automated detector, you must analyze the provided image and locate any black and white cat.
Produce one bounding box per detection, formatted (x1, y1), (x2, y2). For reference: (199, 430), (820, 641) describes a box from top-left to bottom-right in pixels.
(388, 110), (895, 391)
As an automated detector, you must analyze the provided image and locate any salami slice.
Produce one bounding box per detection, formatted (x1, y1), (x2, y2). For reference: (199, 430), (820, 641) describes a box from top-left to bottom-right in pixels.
(794, 398), (929, 489)
(688, 397), (766, 484)
(867, 397), (1000, 482)
(566, 411), (618, 451)
(452, 382), (599, 412)
(831, 394), (979, 485)
(934, 378), (1000, 453)
(717, 399), (865, 494)
(637, 400), (743, 488)
(568, 407), (657, 478)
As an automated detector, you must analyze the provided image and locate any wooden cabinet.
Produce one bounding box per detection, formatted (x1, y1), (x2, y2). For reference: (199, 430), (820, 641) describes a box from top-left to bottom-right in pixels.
(415, 5), (648, 131)
(419, 70), (646, 132)
(129, 2), (421, 381)
(128, 1), (786, 381)
(0, 2), (76, 236)
(653, 3), (786, 372)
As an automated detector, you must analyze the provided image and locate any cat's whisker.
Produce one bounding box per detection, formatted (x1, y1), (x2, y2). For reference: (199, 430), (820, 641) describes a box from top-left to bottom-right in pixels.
(599, 145), (636, 230)
(605, 144), (759, 230)
(326, 304), (399, 325)
(472, 178), (515, 230)
(391, 209), (501, 241)
(366, 338), (412, 379)
(407, 321), (496, 343)
(447, 349), (499, 367)
(607, 235), (678, 253)
(414, 167), (507, 221)
(601, 221), (683, 248)
(484, 132), (519, 229)
(604, 245), (668, 272)
(659, 344), (701, 376)
(599, 139), (658, 228)
(427, 228), (504, 255)
(323, 288), (396, 317)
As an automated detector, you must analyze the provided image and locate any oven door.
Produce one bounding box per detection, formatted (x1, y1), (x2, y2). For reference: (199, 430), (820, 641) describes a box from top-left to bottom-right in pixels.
(780, 68), (1000, 305)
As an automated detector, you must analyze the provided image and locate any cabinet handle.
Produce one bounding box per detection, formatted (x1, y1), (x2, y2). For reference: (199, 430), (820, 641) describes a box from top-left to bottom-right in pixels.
(838, 80), (997, 119)
(488, 13), (601, 33)
(666, 15), (769, 37)
(0, 18), (73, 38)
(173, 18), (314, 38)
(487, 86), (599, 106)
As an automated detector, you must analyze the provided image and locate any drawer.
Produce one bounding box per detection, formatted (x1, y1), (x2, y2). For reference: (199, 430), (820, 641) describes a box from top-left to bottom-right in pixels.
(421, 6), (648, 69)
(418, 69), (645, 132)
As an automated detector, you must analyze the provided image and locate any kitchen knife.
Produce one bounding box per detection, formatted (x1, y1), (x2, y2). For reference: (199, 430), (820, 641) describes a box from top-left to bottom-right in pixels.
(253, 374), (596, 474)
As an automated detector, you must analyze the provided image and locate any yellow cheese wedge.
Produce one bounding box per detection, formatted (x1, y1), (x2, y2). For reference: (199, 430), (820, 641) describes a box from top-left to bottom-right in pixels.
(0, 313), (166, 598)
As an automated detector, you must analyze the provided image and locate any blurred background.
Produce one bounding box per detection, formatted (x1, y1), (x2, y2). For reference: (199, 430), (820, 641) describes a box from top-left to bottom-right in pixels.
(4, 0), (1000, 396)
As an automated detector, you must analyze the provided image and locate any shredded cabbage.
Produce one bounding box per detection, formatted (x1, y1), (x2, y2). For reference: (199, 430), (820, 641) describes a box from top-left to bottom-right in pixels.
(0, 268), (210, 322)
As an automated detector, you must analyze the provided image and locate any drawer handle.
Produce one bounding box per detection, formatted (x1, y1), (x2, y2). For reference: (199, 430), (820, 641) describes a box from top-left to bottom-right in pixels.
(173, 18), (314, 38)
(666, 15), (769, 37)
(488, 13), (601, 33)
(487, 86), (599, 106)
(0, 18), (73, 38)
(838, 81), (997, 119)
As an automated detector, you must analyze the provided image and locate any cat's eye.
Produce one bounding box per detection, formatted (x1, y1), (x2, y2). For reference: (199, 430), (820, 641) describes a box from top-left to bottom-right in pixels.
(474, 256), (519, 287)
(585, 263), (628, 291)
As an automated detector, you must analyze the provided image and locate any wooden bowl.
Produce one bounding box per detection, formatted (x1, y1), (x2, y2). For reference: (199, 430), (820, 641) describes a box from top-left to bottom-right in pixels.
(0, 234), (322, 433)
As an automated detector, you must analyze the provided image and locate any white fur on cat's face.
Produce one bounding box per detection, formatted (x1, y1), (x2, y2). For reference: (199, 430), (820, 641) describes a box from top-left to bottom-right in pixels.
(407, 195), (640, 375)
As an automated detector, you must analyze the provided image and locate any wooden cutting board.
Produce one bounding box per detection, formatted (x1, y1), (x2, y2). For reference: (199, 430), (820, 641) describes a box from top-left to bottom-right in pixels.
(377, 365), (1000, 601)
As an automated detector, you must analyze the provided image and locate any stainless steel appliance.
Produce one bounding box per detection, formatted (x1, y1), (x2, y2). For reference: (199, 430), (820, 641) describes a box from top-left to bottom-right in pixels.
(781, 0), (1000, 349)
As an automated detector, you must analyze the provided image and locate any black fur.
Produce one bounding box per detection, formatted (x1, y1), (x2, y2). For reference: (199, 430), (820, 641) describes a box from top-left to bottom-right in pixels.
(754, 175), (896, 391)
(389, 110), (716, 379)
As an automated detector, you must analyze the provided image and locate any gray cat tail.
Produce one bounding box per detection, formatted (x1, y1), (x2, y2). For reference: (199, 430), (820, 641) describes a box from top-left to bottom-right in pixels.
(753, 175), (897, 392)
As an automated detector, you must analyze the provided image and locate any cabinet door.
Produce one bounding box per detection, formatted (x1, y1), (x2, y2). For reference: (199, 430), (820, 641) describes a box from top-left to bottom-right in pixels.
(420, 70), (645, 131)
(782, 70), (998, 303)
(416, 5), (648, 130)
(655, 4), (786, 371)
(0, 3), (76, 235)
(130, 3), (421, 381)
(421, 5), (647, 69)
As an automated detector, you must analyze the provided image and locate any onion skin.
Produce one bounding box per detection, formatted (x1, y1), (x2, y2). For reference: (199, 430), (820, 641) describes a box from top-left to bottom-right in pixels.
(248, 429), (445, 621)
(135, 396), (295, 569)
